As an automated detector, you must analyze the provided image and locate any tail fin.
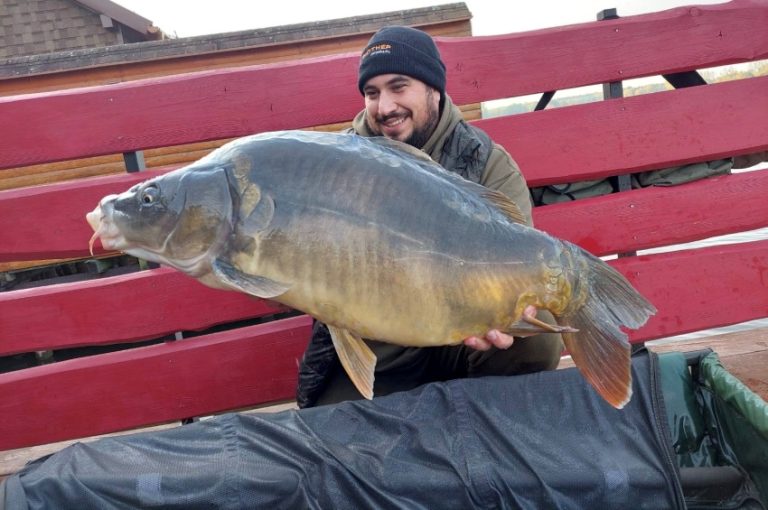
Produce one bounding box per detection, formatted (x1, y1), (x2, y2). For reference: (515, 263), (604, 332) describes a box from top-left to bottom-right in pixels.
(559, 250), (656, 409)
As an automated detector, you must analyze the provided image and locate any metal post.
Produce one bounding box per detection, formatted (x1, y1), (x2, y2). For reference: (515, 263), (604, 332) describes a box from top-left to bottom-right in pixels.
(599, 8), (640, 351)
(597, 8), (631, 194)
(123, 150), (146, 172)
(534, 90), (556, 111)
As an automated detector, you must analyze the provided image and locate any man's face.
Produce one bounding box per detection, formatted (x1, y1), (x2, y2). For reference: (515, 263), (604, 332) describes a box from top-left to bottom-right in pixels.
(362, 74), (440, 148)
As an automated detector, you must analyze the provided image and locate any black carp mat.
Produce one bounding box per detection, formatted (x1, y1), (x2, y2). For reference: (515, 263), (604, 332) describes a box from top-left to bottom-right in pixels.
(2, 351), (764, 509)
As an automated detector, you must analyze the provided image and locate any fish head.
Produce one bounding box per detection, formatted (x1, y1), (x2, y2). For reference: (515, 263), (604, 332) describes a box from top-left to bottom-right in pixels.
(87, 164), (235, 276)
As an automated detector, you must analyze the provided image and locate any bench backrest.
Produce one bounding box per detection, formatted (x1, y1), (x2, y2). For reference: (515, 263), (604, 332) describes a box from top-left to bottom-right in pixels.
(1, 0), (767, 450)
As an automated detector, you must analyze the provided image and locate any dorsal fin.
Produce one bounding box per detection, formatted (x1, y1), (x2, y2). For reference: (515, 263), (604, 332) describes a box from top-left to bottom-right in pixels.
(481, 189), (528, 225)
(365, 135), (527, 225)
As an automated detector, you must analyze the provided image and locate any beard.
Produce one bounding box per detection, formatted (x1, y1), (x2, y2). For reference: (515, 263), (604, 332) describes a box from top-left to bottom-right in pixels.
(403, 109), (439, 148)
(405, 88), (440, 149)
(373, 88), (440, 149)
(403, 89), (440, 148)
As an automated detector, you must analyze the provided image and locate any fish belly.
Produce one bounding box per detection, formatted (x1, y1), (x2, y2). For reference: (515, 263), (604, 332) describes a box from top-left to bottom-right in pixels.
(242, 219), (555, 348)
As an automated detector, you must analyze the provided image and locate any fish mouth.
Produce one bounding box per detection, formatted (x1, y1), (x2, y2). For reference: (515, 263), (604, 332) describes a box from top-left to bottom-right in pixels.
(85, 197), (215, 275)
(86, 197), (128, 255)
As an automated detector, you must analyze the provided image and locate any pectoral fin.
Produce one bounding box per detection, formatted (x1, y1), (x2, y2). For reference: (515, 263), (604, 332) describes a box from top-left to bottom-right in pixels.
(504, 307), (578, 337)
(327, 325), (376, 400)
(240, 191), (275, 233)
(212, 259), (290, 299)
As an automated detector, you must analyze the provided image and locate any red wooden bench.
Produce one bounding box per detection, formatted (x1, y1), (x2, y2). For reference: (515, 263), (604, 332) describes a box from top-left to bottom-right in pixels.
(1, 0), (767, 458)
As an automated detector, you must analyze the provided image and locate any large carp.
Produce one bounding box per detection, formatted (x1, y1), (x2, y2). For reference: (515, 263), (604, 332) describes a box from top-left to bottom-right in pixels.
(87, 131), (655, 409)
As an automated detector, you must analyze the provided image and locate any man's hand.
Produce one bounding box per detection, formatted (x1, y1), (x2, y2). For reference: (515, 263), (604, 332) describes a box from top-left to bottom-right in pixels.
(463, 305), (540, 351)
(463, 330), (514, 351)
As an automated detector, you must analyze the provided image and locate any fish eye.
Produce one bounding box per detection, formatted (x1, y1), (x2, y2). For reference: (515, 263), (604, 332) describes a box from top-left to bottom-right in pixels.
(140, 185), (160, 205)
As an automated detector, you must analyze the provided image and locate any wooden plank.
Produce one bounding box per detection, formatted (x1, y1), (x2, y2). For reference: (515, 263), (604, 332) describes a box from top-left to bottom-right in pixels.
(4, 165), (767, 265)
(0, 267), (288, 356)
(0, 164), (126, 191)
(613, 239), (768, 342)
(0, 10), (471, 94)
(720, 350), (768, 403)
(5, 0), (767, 101)
(0, 168), (172, 262)
(480, 76), (768, 185)
(2, 331), (763, 474)
(0, 55), (363, 170)
(3, 237), (765, 357)
(0, 139), (224, 192)
(0, 315), (312, 451)
(442, 0), (768, 105)
(2, 72), (764, 187)
(2, 5), (767, 172)
(533, 169), (768, 256)
(0, 257), (77, 273)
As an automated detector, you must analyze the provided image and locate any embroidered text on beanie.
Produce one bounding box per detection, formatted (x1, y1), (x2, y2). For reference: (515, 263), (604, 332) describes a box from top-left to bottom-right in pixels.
(357, 26), (447, 96)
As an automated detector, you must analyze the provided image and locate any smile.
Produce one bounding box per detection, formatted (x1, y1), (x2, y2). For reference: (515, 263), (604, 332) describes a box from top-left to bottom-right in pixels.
(382, 116), (406, 127)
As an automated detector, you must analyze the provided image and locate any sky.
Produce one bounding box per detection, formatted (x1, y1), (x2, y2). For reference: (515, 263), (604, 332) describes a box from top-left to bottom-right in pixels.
(111, 0), (728, 39)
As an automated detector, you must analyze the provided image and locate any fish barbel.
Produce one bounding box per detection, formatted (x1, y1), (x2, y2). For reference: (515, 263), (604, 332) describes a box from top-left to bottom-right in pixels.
(86, 131), (656, 408)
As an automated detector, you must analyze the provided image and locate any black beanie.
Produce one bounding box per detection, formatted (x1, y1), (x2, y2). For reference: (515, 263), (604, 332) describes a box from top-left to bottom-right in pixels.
(357, 26), (447, 96)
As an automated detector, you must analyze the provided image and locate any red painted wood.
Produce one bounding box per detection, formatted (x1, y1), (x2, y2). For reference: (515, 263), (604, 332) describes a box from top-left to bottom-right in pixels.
(2, 167), (765, 353)
(613, 239), (768, 341)
(533, 169), (768, 256)
(0, 55), (361, 170)
(1, 1), (766, 170)
(0, 315), (312, 450)
(1, 240), (765, 449)
(3, 163), (766, 265)
(441, 0), (768, 105)
(2, 78), (766, 262)
(479, 76), (768, 186)
(0, 267), (288, 356)
(0, 167), (174, 262)
(1, 1), (767, 453)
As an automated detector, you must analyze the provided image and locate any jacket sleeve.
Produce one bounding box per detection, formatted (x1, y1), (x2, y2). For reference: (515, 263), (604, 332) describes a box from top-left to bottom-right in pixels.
(296, 320), (339, 408)
(479, 146), (534, 226)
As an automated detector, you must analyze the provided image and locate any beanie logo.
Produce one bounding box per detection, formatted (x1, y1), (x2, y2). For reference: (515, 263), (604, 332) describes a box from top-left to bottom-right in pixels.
(361, 43), (392, 60)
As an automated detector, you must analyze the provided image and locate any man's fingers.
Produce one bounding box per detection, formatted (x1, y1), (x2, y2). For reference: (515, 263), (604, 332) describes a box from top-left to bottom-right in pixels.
(464, 336), (491, 351)
(486, 330), (514, 349)
(464, 330), (515, 351)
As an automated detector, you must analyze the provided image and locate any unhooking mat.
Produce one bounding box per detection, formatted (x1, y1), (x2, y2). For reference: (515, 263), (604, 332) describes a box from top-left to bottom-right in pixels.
(1, 351), (765, 509)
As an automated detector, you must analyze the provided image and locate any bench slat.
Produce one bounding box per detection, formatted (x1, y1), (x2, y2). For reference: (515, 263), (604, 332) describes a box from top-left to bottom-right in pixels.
(0, 55), (361, 170)
(534, 169), (768, 256)
(443, 0), (768, 105)
(481, 76), (768, 185)
(621, 238), (768, 341)
(0, 315), (311, 451)
(0, 267), (286, 356)
(1, 1), (767, 455)
(2, 78), (766, 263)
(2, 236), (765, 356)
(3, 165), (766, 264)
(0, 239), (765, 450)
(2, 1), (766, 171)
(0, 168), (169, 262)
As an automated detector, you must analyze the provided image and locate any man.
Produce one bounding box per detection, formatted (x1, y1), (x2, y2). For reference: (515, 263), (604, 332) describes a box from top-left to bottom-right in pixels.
(296, 26), (563, 408)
